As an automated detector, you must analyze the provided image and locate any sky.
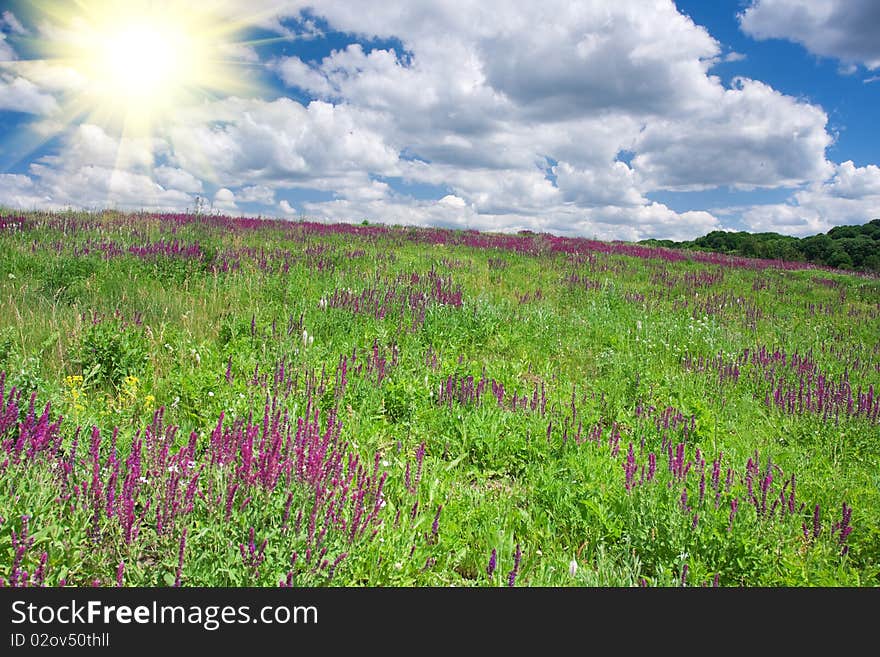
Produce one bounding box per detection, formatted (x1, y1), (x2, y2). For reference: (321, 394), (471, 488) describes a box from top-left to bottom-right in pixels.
(0, 0), (878, 241)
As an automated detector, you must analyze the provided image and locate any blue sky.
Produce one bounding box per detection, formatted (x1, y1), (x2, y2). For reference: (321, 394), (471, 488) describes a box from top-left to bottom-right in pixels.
(0, 0), (878, 241)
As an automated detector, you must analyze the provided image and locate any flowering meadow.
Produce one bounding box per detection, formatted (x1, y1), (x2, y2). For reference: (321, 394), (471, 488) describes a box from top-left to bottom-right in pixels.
(0, 210), (878, 587)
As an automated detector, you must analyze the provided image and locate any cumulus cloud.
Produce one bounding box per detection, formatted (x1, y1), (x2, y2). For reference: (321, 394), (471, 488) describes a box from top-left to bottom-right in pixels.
(0, 75), (58, 114)
(238, 185), (276, 205)
(2, 60), (86, 93)
(742, 161), (880, 235)
(279, 199), (297, 216)
(554, 161), (644, 208)
(213, 188), (238, 212)
(256, 0), (838, 237)
(632, 78), (833, 190)
(299, 195), (719, 241)
(0, 12), (68, 114)
(0, 124), (201, 212)
(740, 0), (880, 71)
(167, 97), (399, 190)
(26, 162), (194, 211)
(0, 173), (58, 210)
(154, 166), (203, 194)
(43, 124), (158, 172)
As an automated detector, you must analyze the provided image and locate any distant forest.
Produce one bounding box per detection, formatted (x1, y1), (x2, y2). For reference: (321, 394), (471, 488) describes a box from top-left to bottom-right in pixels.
(640, 219), (880, 273)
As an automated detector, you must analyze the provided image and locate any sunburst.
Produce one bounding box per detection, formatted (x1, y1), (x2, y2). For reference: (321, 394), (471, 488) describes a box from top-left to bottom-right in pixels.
(6, 0), (272, 138)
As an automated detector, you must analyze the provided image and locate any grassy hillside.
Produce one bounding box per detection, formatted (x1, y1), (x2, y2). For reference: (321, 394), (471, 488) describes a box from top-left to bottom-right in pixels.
(1, 209), (878, 586)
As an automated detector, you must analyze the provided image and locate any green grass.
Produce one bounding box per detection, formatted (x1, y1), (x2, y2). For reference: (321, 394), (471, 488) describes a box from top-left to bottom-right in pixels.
(0, 209), (878, 587)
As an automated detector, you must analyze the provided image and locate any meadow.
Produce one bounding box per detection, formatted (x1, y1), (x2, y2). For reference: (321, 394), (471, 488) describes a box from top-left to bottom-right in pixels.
(1, 209), (878, 587)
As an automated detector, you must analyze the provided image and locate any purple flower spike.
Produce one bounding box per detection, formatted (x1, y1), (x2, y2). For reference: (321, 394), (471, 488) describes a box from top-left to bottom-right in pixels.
(431, 505), (442, 539)
(487, 548), (497, 580)
(507, 543), (522, 587)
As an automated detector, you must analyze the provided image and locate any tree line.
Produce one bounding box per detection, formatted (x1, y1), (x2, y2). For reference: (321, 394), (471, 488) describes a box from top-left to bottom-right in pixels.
(640, 219), (880, 272)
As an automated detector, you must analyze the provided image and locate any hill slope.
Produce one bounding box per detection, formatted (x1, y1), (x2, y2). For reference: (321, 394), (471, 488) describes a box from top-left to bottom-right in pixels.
(0, 209), (878, 587)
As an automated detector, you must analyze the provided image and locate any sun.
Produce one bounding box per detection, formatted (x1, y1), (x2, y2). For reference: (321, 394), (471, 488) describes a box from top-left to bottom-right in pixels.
(20, 0), (265, 137)
(94, 24), (184, 100)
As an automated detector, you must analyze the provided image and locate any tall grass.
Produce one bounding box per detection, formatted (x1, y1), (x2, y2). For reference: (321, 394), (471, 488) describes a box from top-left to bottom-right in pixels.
(0, 209), (877, 586)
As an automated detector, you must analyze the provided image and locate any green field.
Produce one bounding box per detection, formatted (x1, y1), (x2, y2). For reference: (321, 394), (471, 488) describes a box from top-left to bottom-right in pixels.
(1, 209), (878, 587)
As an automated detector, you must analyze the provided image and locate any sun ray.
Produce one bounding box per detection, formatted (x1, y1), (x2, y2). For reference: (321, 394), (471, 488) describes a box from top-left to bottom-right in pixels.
(10, 0), (279, 140)
(0, 0), (298, 209)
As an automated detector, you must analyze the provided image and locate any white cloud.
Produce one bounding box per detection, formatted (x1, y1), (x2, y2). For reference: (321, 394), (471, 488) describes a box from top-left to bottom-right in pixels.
(154, 166), (203, 194)
(26, 162), (194, 211)
(740, 0), (880, 70)
(271, 56), (334, 97)
(41, 124), (158, 172)
(238, 185), (275, 205)
(279, 199), (297, 216)
(0, 75), (58, 114)
(0, 173), (58, 210)
(554, 161), (644, 208)
(218, 42), (260, 63)
(742, 161), (880, 235)
(824, 160), (880, 199)
(0, 124), (201, 212)
(213, 188), (238, 213)
(167, 97), (399, 188)
(258, 1), (838, 234)
(298, 194), (719, 242)
(4, 60), (86, 93)
(632, 78), (833, 190)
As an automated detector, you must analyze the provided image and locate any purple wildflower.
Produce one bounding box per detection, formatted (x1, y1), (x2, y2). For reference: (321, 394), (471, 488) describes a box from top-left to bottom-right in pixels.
(507, 543), (522, 587)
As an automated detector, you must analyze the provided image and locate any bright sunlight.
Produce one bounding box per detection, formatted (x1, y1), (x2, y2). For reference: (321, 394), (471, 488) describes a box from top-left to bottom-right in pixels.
(24, 0), (262, 136)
